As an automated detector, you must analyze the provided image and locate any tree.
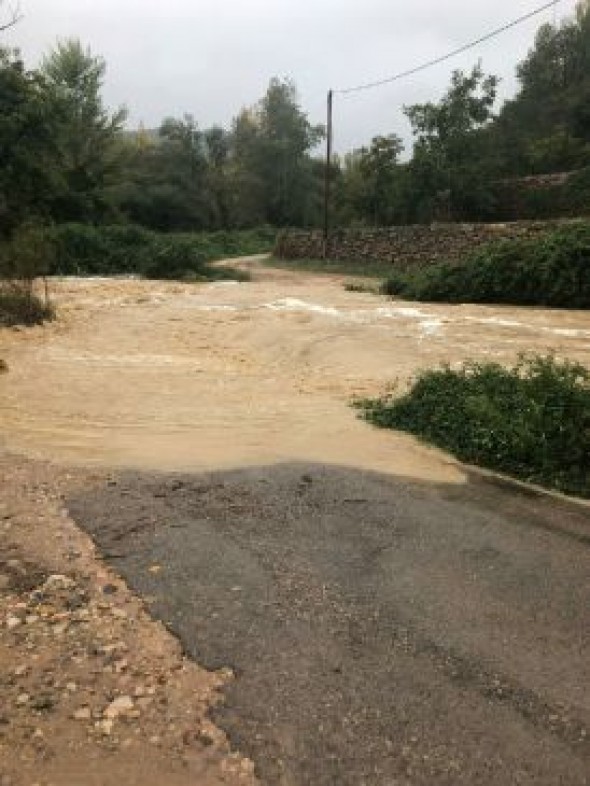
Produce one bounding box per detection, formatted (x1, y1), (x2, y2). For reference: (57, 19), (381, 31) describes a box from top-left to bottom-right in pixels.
(112, 115), (216, 232)
(0, 48), (60, 236)
(405, 64), (499, 220)
(258, 78), (324, 225)
(41, 39), (126, 222)
(229, 79), (324, 227)
(359, 135), (404, 225)
(204, 125), (231, 228)
(496, 2), (590, 175)
(228, 108), (267, 227)
(334, 136), (407, 226)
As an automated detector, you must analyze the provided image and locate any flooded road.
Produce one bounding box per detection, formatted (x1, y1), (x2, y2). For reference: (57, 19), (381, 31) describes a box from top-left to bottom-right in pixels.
(3, 258), (590, 785)
(1, 256), (589, 481)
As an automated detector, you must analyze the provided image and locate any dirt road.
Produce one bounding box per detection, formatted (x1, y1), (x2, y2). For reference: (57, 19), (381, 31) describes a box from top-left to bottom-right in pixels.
(1, 258), (590, 784)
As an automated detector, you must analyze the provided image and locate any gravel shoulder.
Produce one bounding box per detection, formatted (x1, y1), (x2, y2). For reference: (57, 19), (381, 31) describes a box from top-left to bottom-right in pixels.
(0, 454), (257, 786)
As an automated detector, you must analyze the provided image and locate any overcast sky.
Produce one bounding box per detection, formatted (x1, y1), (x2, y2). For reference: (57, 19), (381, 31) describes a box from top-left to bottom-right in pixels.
(3, 0), (579, 154)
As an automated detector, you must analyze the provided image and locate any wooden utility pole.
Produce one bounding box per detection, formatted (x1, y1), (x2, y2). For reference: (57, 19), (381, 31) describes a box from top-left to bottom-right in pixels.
(323, 89), (333, 258)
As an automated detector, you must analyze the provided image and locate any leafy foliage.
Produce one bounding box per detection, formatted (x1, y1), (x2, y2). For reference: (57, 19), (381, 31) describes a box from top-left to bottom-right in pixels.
(114, 79), (324, 232)
(40, 40), (127, 224)
(0, 223), (56, 325)
(356, 355), (590, 497)
(382, 221), (590, 308)
(335, 135), (406, 226)
(0, 48), (60, 236)
(0, 222), (56, 281)
(229, 79), (324, 228)
(406, 65), (499, 221)
(335, 2), (590, 225)
(0, 286), (54, 326)
(48, 223), (273, 279)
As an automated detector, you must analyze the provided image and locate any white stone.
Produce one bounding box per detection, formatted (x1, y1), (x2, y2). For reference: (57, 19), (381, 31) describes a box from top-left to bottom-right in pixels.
(104, 695), (134, 719)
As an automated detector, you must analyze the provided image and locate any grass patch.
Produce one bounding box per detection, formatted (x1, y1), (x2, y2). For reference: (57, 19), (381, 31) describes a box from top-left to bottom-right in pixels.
(266, 256), (394, 279)
(48, 224), (274, 280)
(0, 288), (55, 327)
(382, 222), (590, 308)
(355, 354), (590, 498)
(344, 281), (379, 294)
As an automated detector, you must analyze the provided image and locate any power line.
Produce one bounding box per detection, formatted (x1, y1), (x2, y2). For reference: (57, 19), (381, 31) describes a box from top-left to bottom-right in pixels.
(336, 0), (560, 95)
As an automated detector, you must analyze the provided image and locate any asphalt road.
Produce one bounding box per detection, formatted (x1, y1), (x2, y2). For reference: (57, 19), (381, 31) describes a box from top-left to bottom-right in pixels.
(66, 462), (590, 785)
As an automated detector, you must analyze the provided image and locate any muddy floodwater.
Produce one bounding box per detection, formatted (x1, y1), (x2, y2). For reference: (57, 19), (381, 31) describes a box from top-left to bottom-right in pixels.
(3, 257), (590, 785)
(1, 257), (590, 481)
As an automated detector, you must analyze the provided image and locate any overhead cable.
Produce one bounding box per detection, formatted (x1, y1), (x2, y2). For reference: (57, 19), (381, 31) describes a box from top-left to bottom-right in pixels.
(336, 0), (560, 95)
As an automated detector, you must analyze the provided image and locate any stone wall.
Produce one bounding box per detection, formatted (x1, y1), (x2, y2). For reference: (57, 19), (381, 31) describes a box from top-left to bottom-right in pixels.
(274, 221), (575, 270)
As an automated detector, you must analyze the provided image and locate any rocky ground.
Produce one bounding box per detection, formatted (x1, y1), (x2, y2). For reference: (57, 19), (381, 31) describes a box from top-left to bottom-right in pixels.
(0, 454), (257, 786)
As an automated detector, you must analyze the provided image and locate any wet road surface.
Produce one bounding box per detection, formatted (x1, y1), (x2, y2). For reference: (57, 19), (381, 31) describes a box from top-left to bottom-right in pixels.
(68, 462), (590, 786)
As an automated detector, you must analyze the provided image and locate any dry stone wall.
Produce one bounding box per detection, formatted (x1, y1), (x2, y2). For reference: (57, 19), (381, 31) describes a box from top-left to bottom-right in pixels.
(274, 221), (573, 270)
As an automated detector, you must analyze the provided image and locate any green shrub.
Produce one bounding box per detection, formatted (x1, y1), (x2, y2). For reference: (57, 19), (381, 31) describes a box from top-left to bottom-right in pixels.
(0, 286), (55, 326)
(0, 225), (56, 326)
(48, 224), (274, 279)
(382, 221), (590, 308)
(565, 167), (590, 214)
(0, 223), (56, 280)
(356, 355), (590, 498)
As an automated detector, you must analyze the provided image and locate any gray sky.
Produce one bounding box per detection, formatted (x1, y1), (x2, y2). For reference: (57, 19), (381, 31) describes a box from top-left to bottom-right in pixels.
(3, 0), (579, 154)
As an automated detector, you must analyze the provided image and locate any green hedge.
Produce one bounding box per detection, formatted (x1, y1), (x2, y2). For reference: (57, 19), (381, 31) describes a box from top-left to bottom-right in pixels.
(382, 221), (590, 308)
(356, 355), (590, 498)
(47, 224), (275, 279)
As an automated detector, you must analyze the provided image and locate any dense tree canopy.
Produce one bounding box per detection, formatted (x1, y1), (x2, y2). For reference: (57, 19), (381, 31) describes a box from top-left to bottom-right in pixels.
(0, 48), (59, 236)
(335, 1), (590, 224)
(112, 78), (324, 231)
(41, 39), (127, 223)
(1, 2), (590, 241)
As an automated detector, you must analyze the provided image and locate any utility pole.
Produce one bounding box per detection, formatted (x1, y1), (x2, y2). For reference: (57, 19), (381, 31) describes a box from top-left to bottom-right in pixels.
(323, 89), (333, 258)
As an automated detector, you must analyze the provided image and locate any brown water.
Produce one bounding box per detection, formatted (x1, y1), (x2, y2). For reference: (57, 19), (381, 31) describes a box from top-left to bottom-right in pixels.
(2, 257), (589, 483)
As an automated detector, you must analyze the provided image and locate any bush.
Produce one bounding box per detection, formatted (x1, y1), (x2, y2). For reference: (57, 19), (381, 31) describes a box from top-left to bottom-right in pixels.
(382, 221), (590, 308)
(48, 224), (275, 279)
(0, 286), (55, 326)
(0, 225), (56, 326)
(356, 355), (590, 498)
(0, 223), (56, 280)
(565, 166), (590, 214)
